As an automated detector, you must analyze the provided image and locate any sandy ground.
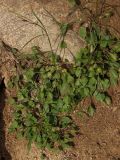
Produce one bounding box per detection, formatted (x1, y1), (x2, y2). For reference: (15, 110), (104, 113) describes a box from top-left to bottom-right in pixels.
(0, 0), (120, 160)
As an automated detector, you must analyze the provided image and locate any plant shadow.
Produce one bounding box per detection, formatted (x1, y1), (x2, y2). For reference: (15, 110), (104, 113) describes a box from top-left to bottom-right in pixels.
(0, 79), (12, 160)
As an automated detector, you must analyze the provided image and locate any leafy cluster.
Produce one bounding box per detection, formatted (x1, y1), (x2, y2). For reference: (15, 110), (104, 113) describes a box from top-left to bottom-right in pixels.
(9, 49), (78, 150)
(77, 25), (120, 104)
(8, 25), (120, 151)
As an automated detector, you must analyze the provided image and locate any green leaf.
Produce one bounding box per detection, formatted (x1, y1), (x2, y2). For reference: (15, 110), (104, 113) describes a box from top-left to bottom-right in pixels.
(60, 82), (72, 96)
(60, 23), (69, 35)
(51, 133), (59, 141)
(27, 138), (33, 151)
(75, 79), (80, 86)
(7, 81), (14, 88)
(88, 77), (97, 86)
(101, 79), (110, 90)
(60, 142), (71, 150)
(80, 76), (88, 86)
(9, 121), (19, 132)
(53, 73), (61, 80)
(17, 91), (24, 100)
(79, 27), (86, 39)
(112, 42), (120, 52)
(110, 77), (118, 86)
(24, 69), (34, 81)
(21, 88), (28, 98)
(60, 40), (67, 49)
(49, 115), (57, 126)
(83, 87), (90, 97)
(68, 0), (76, 6)
(87, 105), (96, 117)
(105, 96), (112, 105)
(36, 135), (42, 144)
(77, 111), (83, 118)
(67, 74), (74, 83)
(31, 46), (39, 55)
(75, 68), (82, 77)
(109, 53), (117, 61)
(90, 30), (97, 45)
(109, 69), (119, 85)
(110, 69), (118, 78)
(7, 97), (15, 105)
(94, 92), (106, 103)
(63, 96), (71, 105)
(46, 92), (53, 103)
(75, 52), (82, 62)
(44, 104), (50, 113)
(60, 116), (72, 128)
(100, 40), (108, 48)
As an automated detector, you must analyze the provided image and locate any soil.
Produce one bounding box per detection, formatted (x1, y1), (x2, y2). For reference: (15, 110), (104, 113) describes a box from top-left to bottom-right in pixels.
(0, 0), (120, 160)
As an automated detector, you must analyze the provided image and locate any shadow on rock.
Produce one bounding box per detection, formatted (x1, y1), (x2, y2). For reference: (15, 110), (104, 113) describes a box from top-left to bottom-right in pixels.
(0, 79), (12, 160)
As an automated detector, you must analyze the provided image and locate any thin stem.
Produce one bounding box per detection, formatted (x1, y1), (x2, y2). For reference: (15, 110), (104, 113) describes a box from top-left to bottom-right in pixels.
(32, 9), (53, 53)
(20, 34), (45, 51)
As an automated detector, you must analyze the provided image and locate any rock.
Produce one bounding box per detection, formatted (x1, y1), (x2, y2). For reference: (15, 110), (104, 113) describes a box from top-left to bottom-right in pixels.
(0, 0), (84, 61)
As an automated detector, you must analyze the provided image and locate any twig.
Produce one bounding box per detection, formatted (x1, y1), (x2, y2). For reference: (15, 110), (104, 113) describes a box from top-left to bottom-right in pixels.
(31, 9), (53, 53)
(20, 34), (45, 51)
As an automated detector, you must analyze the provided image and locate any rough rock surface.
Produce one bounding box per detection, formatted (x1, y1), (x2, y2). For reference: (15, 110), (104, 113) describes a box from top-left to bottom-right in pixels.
(0, 0), (83, 61)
